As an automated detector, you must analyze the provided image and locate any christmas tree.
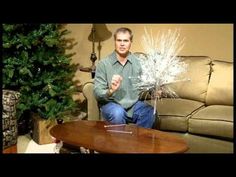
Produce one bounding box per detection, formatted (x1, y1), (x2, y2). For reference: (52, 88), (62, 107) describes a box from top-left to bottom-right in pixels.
(3, 24), (79, 121)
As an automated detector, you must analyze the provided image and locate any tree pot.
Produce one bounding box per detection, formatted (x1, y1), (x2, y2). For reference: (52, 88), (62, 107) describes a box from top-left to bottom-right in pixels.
(31, 113), (57, 145)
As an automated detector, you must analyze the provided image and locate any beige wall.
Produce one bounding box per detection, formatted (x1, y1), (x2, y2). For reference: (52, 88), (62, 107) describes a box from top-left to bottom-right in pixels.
(65, 24), (233, 101)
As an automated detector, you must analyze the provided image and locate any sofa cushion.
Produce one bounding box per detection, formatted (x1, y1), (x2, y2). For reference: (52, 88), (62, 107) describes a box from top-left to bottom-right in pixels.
(147, 98), (205, 132)
(168, 56), (211, 102)
(189, 105), (233, 139)
(206, 60), (233, 106)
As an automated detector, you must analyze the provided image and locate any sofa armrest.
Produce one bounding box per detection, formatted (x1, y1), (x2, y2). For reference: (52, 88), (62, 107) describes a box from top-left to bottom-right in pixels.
(82, 81), (100, 121)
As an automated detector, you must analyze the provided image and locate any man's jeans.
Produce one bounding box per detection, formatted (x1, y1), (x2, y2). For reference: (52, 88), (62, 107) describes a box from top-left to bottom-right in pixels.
(100, 101), (156, 128)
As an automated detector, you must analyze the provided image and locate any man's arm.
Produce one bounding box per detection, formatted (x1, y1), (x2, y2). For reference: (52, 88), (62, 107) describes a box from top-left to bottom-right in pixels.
(93, 61), (112, 102)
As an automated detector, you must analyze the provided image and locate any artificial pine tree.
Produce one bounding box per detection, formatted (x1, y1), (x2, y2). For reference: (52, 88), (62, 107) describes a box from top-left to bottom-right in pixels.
(3, 24), (80, 125)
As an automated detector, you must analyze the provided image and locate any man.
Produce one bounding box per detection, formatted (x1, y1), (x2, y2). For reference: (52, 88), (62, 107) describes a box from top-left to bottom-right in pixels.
(93, 27), (156, 128)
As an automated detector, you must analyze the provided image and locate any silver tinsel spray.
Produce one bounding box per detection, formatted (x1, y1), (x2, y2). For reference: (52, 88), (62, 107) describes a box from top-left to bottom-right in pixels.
(131, 28), (189, 114)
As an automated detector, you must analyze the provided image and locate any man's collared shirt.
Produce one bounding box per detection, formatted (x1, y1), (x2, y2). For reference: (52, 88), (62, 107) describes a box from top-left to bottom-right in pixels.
(94, 51), (142, 117)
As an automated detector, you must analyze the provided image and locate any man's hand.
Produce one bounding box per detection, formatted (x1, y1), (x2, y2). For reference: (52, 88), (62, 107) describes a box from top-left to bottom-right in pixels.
(109, 75), (123, 95)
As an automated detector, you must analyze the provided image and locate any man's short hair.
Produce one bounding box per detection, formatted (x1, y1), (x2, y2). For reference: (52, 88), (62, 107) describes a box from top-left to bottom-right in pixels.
(114, 27), (133, 41)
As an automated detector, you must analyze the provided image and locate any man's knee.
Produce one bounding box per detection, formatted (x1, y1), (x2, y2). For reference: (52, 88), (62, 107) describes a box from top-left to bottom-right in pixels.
(112, 107), (126, 119)
(101, 103), (126, 123)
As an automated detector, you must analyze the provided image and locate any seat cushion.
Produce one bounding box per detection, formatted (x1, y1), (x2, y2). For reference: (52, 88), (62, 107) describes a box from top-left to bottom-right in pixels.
(147, 98), (205, 132)
(189, 105), (233, 139)
(156, 98), (205, 116)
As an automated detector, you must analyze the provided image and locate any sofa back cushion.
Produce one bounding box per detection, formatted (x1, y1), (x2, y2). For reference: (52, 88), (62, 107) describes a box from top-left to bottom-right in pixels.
(168, 56), (211, 102)
(206, 60), (233, 106)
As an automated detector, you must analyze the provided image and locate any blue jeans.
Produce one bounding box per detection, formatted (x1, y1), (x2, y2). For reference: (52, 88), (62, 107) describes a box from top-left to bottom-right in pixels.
(100, 101), (156, 128)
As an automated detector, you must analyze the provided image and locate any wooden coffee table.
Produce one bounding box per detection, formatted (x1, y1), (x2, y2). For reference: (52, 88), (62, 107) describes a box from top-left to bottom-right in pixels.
(50, 120), (188, 153)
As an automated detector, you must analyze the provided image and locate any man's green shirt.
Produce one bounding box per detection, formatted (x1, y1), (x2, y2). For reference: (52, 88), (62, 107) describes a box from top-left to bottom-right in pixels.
(94, 51), (142, 117)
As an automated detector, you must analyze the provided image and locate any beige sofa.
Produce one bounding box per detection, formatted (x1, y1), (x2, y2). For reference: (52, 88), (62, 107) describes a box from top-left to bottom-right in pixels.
(82, 56), (233, 153)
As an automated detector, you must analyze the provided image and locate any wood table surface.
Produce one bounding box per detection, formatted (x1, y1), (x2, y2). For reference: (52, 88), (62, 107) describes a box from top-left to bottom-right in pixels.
(50, 120), (188, 153)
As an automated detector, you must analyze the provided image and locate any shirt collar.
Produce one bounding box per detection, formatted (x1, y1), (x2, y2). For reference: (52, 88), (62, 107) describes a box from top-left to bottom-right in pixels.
(110, 51), (133, 65)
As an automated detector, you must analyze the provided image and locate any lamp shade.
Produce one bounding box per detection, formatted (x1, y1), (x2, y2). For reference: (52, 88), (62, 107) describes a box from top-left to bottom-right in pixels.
(88, 24), (112, 42)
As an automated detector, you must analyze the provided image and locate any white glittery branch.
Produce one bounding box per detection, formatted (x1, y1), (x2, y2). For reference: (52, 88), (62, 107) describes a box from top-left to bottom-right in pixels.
(131, 28), (189, 115)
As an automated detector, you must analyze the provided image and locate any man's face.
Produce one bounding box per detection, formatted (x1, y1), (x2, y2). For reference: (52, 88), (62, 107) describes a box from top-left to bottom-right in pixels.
(115, 32), (132, 56)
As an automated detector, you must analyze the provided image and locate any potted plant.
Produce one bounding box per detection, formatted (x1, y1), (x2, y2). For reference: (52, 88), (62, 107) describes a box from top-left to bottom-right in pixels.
(2, 24), (80, 144)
